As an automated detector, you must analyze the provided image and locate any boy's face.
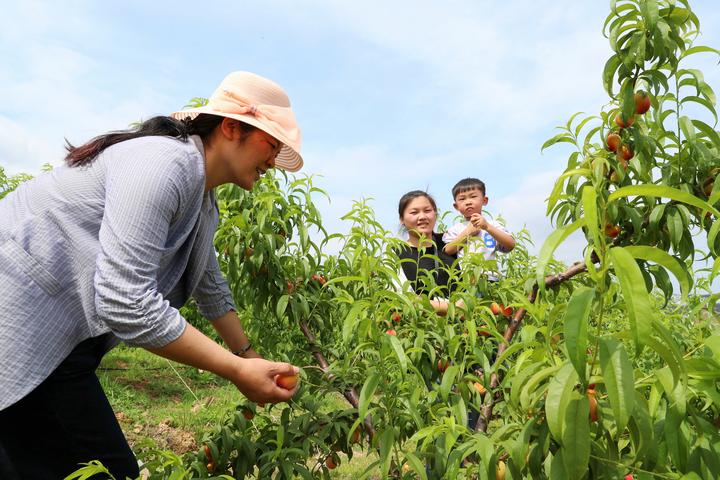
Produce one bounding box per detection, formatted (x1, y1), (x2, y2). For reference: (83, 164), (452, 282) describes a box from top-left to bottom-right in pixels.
(453, 187), (488, 220)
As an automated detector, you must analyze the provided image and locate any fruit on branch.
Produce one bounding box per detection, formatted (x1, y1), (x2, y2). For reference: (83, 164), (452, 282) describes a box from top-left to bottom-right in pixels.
(605, 224), (621, 238)
(286, 281), (296, 294)
(703, 178), (715, 197)
(244, 247), (253, 258)
(311, 273), (327, 285)
(634, 90), (651, 114)
(350, 426), (362, 444)
(473, 382), (487, 395)
(437, 359), (450, 373)
(391, 312), (402, 323)
(241, 408), (254, 420)
(496, 460), (506, 480)
(588, 388), (599, 422)
(276, 374), (299, 390)
(615, 113), (635, 129)
(325, 455), (338, 470)
(619, 144), (633, 161)
(606, 132), (621, 152)
(490, 302), (502, 315)
(386, 329), (397, 336)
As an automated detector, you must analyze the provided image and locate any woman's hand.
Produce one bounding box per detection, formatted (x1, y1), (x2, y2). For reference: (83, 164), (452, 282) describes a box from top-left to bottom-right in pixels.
(232, 358), (300, 404)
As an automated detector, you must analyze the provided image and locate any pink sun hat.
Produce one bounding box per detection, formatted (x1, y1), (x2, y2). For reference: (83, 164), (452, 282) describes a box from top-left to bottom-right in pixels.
(171, 71), (303, 172)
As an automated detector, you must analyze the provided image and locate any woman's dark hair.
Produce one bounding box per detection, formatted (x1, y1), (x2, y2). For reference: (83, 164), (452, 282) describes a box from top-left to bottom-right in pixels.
(64, 114), (255, 167)
(398, 190), (437, 218)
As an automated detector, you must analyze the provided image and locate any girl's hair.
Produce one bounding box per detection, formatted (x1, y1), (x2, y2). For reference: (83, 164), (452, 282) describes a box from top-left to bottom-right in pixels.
(64, 114), (256, 167)
(398, 190), (438, 218)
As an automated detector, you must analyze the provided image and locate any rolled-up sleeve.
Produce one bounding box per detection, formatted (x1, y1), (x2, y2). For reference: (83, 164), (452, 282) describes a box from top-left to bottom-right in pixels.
(193, 248), (236, 320)
(94, 140), (195, 348)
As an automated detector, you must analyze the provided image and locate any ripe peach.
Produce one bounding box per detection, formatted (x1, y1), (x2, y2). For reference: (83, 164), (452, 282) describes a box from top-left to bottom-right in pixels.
(615, 113), (635, 129)
(276, 374), (299, 390)
(634, 90), (651, 114)
(606, 132), (621, 152)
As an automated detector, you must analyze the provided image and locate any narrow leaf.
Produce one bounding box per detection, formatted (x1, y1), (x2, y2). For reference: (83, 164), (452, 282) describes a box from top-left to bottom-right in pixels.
(537, 219), (585, 290)
(561, 394), (590, 479)
(623, 245), (692, 300)
(609, 247), (653, 350)
(600, 338), (635, 433)
(545, 362), (579, 441)
(608, 184), (720, 217)
(563, 287), (595, 381)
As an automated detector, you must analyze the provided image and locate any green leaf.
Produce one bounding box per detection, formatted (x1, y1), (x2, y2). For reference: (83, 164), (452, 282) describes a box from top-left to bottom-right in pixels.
(620, 79), (636, 122)
(599, 338), (635, 434)
(581, 186), (600, 249)
(546, 169), (592, 215)
(692, 120), (720, 149)
(440, 365), (460, 402)
(609, 247), (653, 350)
(275, 294), (289, 319)
(379, 428), (395, 477)
(563, 287), (595, 382)
(561, 394), (590, 479)
(623, 246), (692, 300)
(681, 96), (718, 124)
(649, 203), (666, 230)
(609, 184), (720, 219)
(640, 0), (659, 30)
(681, 45), (720, 59)
(403, 452), (429, 480)
(537, 219), (585, 290)
(603, 54), (622, 97)
(708, 220), (720, 256)
(541, 132), (575, 152)
(358, 371), (380, 421)
(388, 335), (408, 373)
(520, 364), (561, 410)
(667, 209), (683, 251)
(679, 115), (696, 141)
(545, 362), (579, 441)
(342, 300), (368, 343)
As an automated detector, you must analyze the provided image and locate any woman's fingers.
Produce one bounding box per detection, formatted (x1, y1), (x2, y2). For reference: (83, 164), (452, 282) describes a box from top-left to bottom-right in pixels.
(232, 358), (301, 404)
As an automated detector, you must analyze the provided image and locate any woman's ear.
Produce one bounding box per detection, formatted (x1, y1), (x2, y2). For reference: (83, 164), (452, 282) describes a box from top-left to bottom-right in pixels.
(218, 117), (238, 140)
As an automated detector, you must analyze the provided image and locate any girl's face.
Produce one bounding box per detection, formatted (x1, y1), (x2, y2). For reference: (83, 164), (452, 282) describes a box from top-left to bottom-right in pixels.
(400, 196), (437, 240)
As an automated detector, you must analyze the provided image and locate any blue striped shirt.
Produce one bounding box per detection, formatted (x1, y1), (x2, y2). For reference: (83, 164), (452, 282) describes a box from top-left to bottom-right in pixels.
(0, 135), (236, 409)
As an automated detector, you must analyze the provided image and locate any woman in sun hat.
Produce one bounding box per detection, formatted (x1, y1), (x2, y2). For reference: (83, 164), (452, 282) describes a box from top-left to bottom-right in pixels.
(0, 71), (303, 479)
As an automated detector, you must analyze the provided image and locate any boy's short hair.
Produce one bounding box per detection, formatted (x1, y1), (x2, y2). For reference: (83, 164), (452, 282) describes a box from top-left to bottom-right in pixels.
(451, 178), (486, 199)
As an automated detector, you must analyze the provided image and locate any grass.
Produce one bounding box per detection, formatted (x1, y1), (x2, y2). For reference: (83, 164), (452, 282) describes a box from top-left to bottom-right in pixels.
(99, 345), (241, 455)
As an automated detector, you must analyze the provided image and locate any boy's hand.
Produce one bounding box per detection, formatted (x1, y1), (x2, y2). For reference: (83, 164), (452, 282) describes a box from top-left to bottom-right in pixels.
(470, 213), (488, 230)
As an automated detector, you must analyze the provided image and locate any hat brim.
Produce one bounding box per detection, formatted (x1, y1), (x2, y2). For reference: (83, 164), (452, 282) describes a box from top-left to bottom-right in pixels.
(171, 107), (303, 173)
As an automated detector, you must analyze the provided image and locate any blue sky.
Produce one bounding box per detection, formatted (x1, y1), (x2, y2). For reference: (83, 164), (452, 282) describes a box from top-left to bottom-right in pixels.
(2, 1), (720, 269)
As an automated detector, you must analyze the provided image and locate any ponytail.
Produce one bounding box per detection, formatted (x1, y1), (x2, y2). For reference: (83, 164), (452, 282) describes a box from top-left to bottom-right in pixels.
(64, 114), (239, 167)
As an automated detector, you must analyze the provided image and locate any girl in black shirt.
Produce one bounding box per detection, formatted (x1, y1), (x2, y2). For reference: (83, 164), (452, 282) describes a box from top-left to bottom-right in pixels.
(396, 191), (458, 312)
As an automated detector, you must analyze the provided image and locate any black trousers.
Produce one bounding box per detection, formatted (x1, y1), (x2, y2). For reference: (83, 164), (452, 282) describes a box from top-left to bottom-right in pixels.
(0, 334), (139, 479)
